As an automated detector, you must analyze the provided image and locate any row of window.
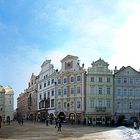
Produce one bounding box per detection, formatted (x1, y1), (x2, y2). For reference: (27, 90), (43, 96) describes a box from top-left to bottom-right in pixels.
(88, 100), (111, 108)
(39, 89), (54, 100)
(58, 86), (81, 95)
(58, 100), (81, 109)
(90, 87), (111, 95)
(90, 77), (111, 83)
(58, 75), (81, 84)
(39, 99), (54, 109)
(117, 78), (140, 84)
(39, 78), (55, 89)
(117, 88), (140, 96)
(117, 101), (140, 110)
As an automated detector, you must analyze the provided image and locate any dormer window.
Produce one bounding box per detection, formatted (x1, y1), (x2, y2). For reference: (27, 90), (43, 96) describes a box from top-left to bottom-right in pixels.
(65, 61), (73, 70)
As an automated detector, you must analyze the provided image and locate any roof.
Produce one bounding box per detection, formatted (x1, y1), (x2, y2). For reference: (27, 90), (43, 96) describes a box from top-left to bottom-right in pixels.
(5, 85), (14, 94)
(114, 66), (140, 75)
(0, 85), (5, 93)
(61, 55), (78, 62)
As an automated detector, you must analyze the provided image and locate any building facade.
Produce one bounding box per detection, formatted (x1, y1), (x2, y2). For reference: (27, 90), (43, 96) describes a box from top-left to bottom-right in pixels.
(86, 58), (113, 125)
(0, 85), (5, 121)
(5, 86), (14, 121)
(17, 90), (28, 119)
(26, 73), (38, 121)
(114, 66), (140, 122)
(37, 59), (57, 122)
(55, 55), (86, 124)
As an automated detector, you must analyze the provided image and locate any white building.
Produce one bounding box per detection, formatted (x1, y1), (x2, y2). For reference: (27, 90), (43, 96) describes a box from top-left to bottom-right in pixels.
(55, 55), (86, 123)
(37, 59), (57, 121)
(86, 58), (113, 125)
(114, 66), (140, 122)
(0, 85), (5, 121)
(5, 86), (14, 121)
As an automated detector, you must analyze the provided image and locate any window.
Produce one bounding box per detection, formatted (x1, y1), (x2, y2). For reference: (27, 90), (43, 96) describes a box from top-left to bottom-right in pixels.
(136, 79), (139, 84)
(70, 76), (74, 83)
(40, 94), (42, 100)
(129, 89), (133, 96)
(51, 90), (54, 96)
(77, 75), (81, 82)
(77, 101), (81, 108)
(99, 77), (102, 82)
(44, 82), (46, 87)
(58, 79), (61, 84)
(63, 88), (67, 95)
(64, 102), (67, 109)
(58, 102), (61, 109)
(58, 89), (61, 95)
(130, 78), (133, 84)
(91, 77), (94, 82)
(117, 78), (121, 83)
(39, 84), (42, 89)
(98, 100), (102, 107)
(124, 89), (127, 96)
(107, 87), (110, 94)
(124, 78), (127, 83)
(44, 92), (46, 99)
(71, 101), (74, 109)
(51, 99), (54, 107)
(63, 77), (67, 84)
(117, 89), (121, 96)
(51, 79), (54, 84)
(48, 80), (50, 85)
(89, 99), (94, 108)
(99, 87), (102, 94)
(129, 102), (132, 109)
(77, 87), (81, 94)
(107, 77), (110, 83)
(107, 100), (111, 108)
(71, 87), (74, 94)
(47, 91), (50, 98)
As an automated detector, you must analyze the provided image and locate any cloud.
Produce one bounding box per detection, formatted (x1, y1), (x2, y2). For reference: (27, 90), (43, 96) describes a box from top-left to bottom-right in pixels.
(110, 1), (140, 70)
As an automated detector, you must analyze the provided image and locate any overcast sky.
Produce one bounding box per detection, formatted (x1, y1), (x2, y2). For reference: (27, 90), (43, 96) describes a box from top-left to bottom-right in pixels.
(0, 0), (140, 109)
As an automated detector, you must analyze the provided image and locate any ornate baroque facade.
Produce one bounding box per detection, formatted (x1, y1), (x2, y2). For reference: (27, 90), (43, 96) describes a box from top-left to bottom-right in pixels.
(55, 55), (86, 123)
(86, 58), (113, 125)
(37, 59), (57, 122)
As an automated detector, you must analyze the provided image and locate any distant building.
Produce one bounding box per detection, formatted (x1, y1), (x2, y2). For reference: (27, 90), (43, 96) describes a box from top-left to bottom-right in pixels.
(0, 85), (5, 121)
(26, 73), (38, 121)
(5, 86), (14, 121)
(114, 66), (140, 122)
(86, 58), (113, 125)
(37, 59), (57, 122)
(17, 90), (28, 119)
(55, 55), (86, 123)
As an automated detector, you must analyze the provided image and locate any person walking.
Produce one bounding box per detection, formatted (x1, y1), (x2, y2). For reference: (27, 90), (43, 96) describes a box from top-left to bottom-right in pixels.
(0, 116), (2, 128)
(134, 121), (137, 130)
(55, 119), (58, 128)
(21, 117), (24, 125)
(58, 121), (62, 131)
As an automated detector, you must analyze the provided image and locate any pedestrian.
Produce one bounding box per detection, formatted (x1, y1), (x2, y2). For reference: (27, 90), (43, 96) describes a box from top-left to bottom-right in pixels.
(134, 121), (137, 130)
(0, 116), (2, 128)
(55, 119), (58, 128)
(137, 122), (139, 130)
(21, 117), (24, 125)
(58, 121), (62, 131)
(45, 118), (48, 126)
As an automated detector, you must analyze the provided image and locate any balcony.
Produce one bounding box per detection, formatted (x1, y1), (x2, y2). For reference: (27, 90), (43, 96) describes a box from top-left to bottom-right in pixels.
(95, 106), (106, 112)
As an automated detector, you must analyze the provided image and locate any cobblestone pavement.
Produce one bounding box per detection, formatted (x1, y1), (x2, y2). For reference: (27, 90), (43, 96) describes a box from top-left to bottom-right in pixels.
(0, 121), (122, 140)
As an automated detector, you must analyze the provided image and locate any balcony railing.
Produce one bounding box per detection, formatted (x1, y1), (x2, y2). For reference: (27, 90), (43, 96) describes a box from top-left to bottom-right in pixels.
(95, 106), (106, 112)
